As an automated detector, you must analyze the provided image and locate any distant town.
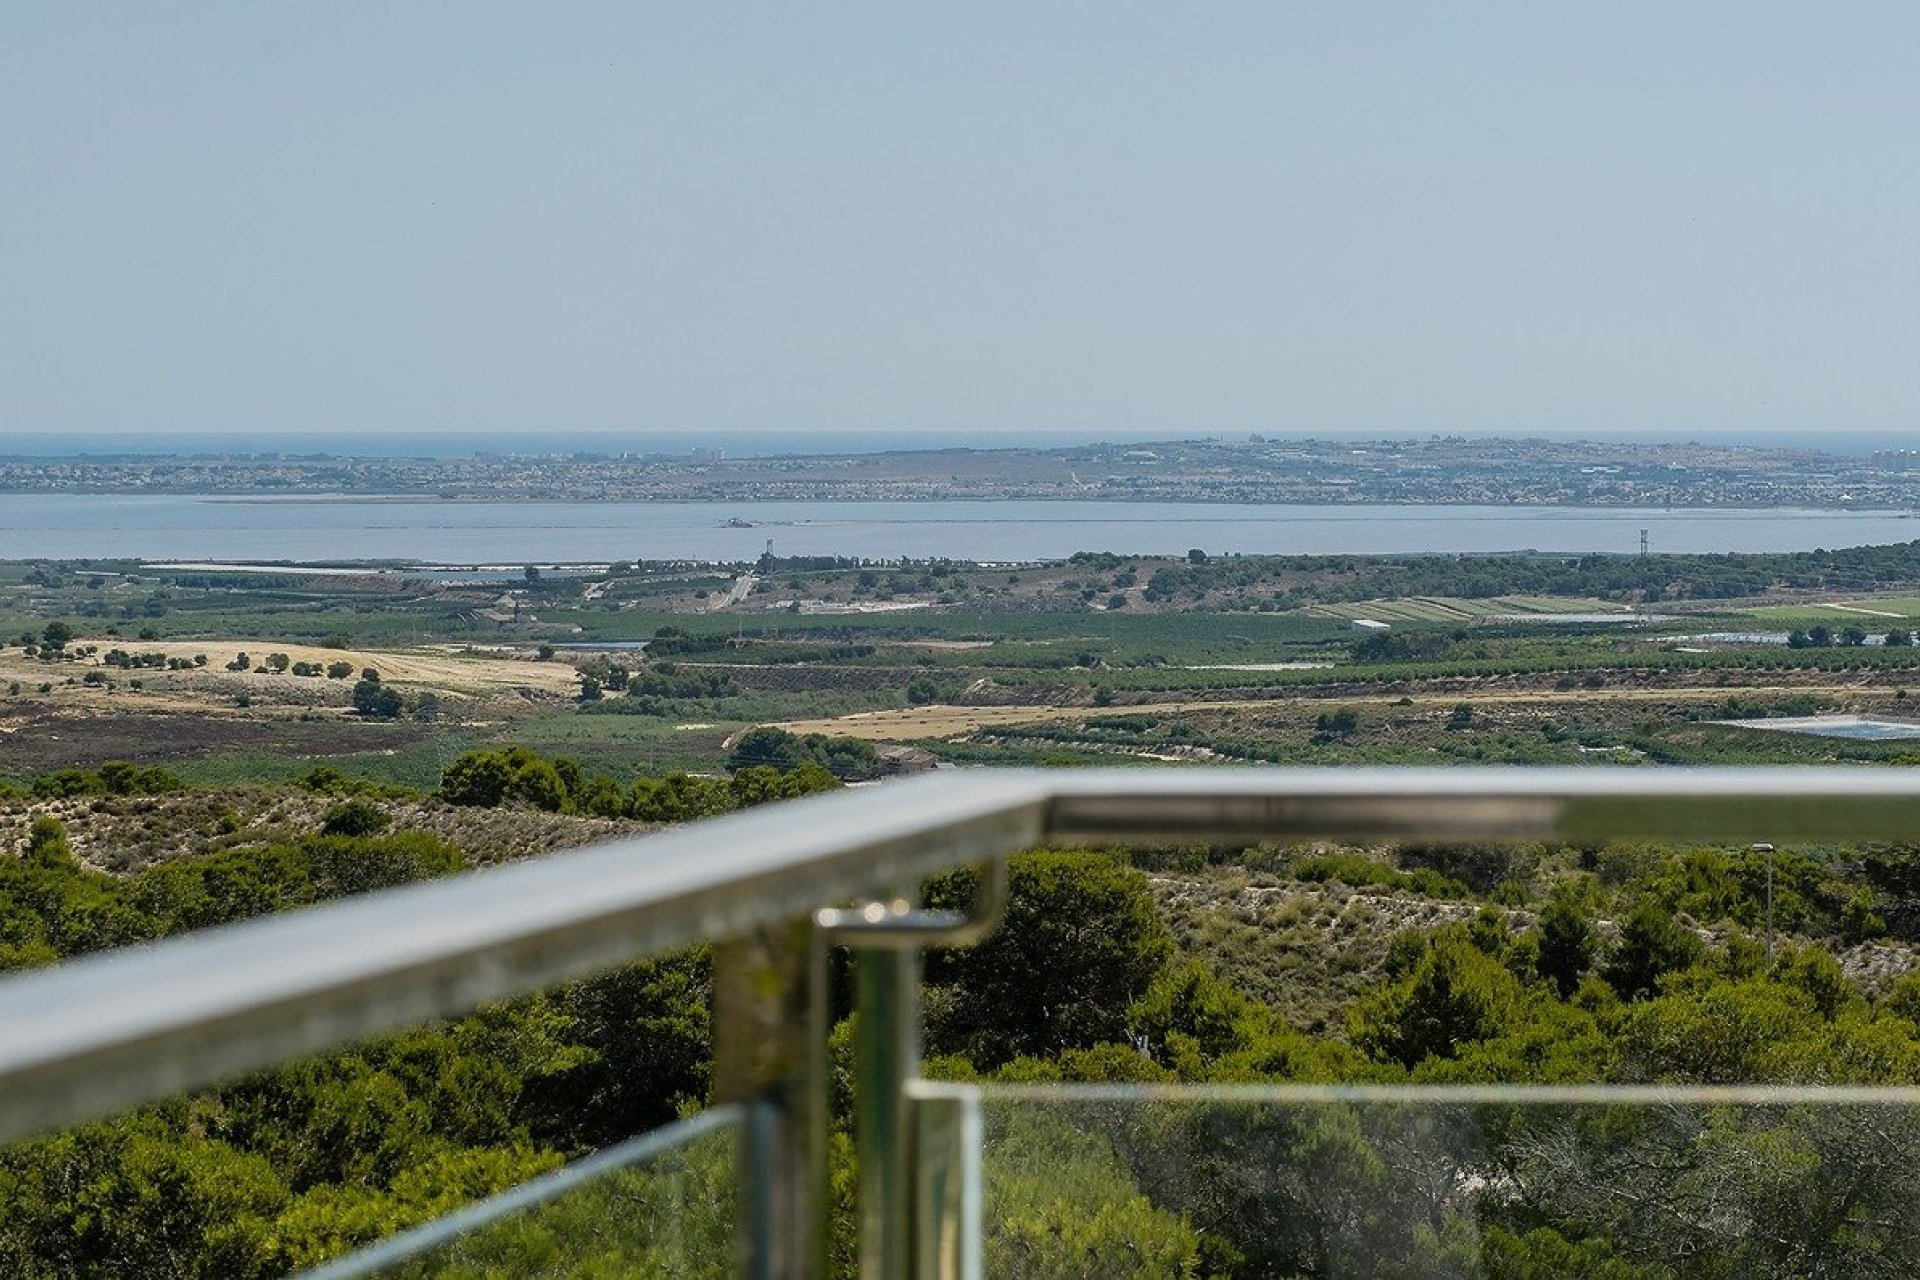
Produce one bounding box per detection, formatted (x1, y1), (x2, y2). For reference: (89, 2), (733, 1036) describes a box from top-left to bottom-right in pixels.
(6, 435), (1920, 508)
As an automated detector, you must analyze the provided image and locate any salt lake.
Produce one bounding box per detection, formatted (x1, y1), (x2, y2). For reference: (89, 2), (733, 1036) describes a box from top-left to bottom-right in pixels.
(1714, 715), (1920, 741)
(2, 494), (1919, 563)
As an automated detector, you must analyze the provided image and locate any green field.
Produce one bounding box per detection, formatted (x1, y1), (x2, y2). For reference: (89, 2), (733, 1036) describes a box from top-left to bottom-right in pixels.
(1307, 595), (1630, 622)
(1744, 599), (1920, 624)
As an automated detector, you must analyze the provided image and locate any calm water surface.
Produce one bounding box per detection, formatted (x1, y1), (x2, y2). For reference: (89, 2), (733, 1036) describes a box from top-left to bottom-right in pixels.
(0, 495), (1915, 562)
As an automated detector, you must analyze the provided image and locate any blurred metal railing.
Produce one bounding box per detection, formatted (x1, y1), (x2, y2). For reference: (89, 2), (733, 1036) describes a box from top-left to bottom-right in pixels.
(3, 766), (1920, 1276)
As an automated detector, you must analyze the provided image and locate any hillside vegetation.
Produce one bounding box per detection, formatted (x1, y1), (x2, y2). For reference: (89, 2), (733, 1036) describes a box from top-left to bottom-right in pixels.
(4, 750), (1920, 1273)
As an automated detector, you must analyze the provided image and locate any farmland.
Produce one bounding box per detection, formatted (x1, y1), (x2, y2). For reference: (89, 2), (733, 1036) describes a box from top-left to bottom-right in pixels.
(10, 541), (1920, 786)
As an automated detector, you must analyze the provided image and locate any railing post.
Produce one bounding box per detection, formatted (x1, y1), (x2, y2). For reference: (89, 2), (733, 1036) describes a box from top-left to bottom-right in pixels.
(912, 1085), (983, 1280)
(855, 940), (919, 1278)
(715, 919), (825, 1280)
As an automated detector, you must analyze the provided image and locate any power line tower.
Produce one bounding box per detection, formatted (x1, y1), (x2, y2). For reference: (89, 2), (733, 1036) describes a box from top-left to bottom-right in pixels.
(1639, 529), (1649, 557)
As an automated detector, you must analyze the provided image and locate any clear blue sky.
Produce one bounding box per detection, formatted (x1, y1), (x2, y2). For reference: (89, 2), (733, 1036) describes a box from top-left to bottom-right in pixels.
(5, 4), (1920, 439)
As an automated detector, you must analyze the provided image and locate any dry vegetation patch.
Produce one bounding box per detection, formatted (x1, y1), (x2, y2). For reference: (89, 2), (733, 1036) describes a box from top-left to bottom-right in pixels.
(0, 789), (640, 874)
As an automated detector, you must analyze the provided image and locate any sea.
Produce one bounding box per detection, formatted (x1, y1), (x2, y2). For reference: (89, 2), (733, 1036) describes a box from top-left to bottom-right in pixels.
(2, 494), (1917, 564)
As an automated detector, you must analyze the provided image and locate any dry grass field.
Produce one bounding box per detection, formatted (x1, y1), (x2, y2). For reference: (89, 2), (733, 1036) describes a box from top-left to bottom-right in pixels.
(0, 638), (578, 707)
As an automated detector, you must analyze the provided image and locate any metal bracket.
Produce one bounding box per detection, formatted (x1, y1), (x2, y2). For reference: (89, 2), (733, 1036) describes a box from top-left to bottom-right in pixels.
(813, 858), (1008, 949)
(813, 859), (1007, 1278)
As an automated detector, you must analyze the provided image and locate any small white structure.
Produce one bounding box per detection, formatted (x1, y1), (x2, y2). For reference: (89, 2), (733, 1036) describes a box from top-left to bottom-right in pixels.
(1351, 618), (1392, 633)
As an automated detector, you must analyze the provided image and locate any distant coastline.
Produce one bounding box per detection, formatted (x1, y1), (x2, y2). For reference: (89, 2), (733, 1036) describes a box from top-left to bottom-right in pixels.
(6, 435), (1920, 511)
(4, 427), (1919, 459)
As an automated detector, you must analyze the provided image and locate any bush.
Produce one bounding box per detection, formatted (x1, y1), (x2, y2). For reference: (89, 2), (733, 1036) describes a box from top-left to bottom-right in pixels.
(440, 747), (837, 819)
(725, 727), (880, 780)
(1293, 853), (1469, 899)
(320, 800), (389, 838)
(351, 679), (403, 720)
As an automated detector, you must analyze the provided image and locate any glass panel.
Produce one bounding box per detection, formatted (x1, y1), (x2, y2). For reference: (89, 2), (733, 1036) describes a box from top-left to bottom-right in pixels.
(949, 1084), (1920, 1280)
(306, 1106), (739, 1280)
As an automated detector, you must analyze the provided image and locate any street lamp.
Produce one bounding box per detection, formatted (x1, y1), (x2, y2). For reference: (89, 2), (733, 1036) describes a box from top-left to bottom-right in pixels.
(1752, 843), (1776, 965)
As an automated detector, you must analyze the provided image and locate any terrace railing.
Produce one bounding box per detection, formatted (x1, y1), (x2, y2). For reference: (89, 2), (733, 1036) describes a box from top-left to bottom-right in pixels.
(5, 767), (1920, 1276)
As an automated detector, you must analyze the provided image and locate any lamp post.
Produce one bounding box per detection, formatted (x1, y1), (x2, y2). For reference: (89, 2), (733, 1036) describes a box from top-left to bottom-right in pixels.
(1752, 843), (1776, 965)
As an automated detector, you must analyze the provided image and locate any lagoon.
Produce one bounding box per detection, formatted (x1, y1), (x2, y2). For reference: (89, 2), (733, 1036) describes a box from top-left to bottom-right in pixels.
(2, 494), (1918, 563)
(1714, 715), (1920, 742)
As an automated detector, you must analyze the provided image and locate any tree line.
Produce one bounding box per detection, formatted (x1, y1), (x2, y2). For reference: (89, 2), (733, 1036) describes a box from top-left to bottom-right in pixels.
(1140, 539), (1920, 606)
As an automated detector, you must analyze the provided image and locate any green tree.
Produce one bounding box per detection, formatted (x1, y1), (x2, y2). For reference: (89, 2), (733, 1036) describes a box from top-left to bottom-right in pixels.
(982, 1109), (1207, 1279)
(1350, 933), (1525, 1069)
(1315, 708), (1360, 739)
(629, 773), (729, 822)
(0, 1118), (290, 1278)
(320, 800), (388, 838)
(23, 815), (75, 870)
(516, 956), (713, 1153)
(1601, 900), (1706, 1001)
(924, 852), (1173, 1066)
(725, 726), (880, 780)
(1536, 883), (1598, 999)
(98, 759), (140, 796)
(1129, 960), (1263, 1067)
(441, 752), (514, 807)
(351, 678), (403, 719)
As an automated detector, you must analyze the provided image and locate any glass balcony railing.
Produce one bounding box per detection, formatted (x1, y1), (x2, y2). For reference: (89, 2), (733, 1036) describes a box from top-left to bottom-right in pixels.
(914, 1081), (1920, 1279)
(308, 1107), (741, 1280)
(4, 767), (1920, 1278)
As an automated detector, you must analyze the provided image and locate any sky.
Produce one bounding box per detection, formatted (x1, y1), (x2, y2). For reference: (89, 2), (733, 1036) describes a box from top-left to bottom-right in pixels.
(5, 4), (1920, 441)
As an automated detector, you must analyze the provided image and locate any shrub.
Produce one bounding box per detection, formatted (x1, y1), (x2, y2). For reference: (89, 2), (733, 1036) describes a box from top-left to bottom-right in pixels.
(320, 800), (389, 838)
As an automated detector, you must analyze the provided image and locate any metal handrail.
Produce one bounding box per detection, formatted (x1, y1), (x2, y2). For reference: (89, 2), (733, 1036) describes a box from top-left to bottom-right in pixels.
(0, 769), (1050, 1145)
(4, 765), (1920, 1146)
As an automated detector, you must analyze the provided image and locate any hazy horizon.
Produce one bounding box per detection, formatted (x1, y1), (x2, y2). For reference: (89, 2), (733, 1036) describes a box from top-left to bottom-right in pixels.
(8, 6), (1920, 439)
(7, 427), (1920, 461)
